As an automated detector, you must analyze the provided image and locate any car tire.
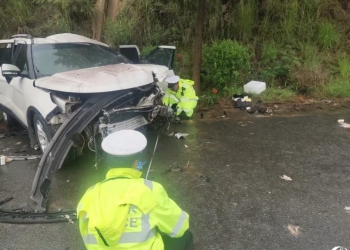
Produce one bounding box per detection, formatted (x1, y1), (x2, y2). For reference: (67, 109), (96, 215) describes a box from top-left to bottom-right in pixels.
(33, 113), (53, 153)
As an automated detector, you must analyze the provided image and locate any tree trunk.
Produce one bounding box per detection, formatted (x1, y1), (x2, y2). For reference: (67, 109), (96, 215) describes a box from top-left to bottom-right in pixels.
(106, 0), (125, 20)
(192, 0), (206, 94)
(93, 0), (106, 41)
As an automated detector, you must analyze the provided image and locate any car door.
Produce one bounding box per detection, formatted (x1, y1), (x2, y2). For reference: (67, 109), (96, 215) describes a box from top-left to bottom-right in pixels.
(0, 40), (15, 115)
(9, 42), (35, 125)
(119, 45), (176, 70)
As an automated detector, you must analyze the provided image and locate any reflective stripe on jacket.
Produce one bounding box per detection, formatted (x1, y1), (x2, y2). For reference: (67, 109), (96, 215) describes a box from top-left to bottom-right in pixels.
(77, 168), (189, 250)
(162, 79), (198, 117)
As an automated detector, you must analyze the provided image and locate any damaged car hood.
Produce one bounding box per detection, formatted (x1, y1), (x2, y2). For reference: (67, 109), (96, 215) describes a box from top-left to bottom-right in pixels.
(35, 64), (169, 93)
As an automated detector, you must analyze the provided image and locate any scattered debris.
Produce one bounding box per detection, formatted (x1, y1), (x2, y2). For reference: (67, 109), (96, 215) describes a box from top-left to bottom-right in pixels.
(280, 175), (292, 181)
(136, 161), (147, 170)
(232, 94), (245, 101)
(184, 144), (188, 148)
(223, 111), (227, 117)
(341, 104), (349, 109)
(1, 155), (42, 164)
(65, 214), (74, 224)
(0, 197), (13, 206)
(174, 133), (189, 139)
(332, 247), (348, 250)
(344, 206), (350, 211)
(338, 119), (350, 128)
(321, 100), (331, 104)
(286, 224), (300, 237)
(15, 142), (22, 145)
(234, 98), (252, 110)
(199, 175), (210, 182)
(293, 104), (300, 111)
(0, 134), (5, 139)
(196, 142), (212, 148)
(0, 155), (5, 165)
(66, 180), (70, 183)
(167, 132), (174, 137)
(14, 149), (27, 153)
(162, 161), (190, 175)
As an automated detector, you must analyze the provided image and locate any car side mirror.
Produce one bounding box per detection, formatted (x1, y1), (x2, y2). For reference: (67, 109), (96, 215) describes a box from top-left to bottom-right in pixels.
(1, 64), (20, 78)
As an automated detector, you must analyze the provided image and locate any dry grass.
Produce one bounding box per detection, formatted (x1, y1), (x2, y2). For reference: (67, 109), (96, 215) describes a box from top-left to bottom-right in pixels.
(290, 63), (329, 92)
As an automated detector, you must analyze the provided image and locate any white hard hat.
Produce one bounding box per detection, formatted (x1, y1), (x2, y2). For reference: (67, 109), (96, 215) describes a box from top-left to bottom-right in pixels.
(101, 130), (147, 156)
(165, 75), (180, 85)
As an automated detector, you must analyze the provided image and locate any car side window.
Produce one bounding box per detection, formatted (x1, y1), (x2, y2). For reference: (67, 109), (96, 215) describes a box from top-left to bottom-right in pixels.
(14, 44), (28, 73)
(0, 43), (12, 67)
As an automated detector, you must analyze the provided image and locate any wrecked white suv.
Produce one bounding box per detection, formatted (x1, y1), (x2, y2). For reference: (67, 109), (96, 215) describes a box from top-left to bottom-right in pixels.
(0, 33), (174, 211)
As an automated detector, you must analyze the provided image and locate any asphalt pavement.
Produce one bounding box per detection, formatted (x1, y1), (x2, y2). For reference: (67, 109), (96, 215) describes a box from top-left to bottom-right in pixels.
(1, 107), (350, 250)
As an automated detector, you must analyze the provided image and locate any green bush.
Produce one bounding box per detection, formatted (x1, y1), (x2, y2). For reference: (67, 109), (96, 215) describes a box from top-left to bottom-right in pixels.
(202, 40), (251, 91)
(140, 45), (157, 59)
(103, 16), (135, 47)
(324, 78), (350, 98)
(259, 44), (301, 86)
(338, 53), (350, 79)
(255, 88), (295, 103)
(317, 22), (340, 50)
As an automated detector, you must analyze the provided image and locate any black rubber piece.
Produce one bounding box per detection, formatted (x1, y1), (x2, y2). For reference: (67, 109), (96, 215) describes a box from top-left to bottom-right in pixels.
(0, 209), (76, 224)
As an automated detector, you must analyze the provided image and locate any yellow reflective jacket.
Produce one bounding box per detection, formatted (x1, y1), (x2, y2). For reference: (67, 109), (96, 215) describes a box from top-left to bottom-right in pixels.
(162, 79), (199, 117)
(77, 168), (189, 250)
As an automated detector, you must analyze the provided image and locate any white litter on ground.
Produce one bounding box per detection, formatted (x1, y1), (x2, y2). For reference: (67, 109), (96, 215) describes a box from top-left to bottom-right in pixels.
(338, 119), (350, 128)
(280, 175), (292, 181)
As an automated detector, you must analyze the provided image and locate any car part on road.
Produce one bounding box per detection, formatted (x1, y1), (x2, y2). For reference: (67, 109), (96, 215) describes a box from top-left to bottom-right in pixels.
(30, 92), (131, 212)
(7, 155), (42, 161)
(0, 209), (77, 224)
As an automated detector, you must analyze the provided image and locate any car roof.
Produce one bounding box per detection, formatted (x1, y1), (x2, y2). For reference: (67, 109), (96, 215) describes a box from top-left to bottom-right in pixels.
(3, 33), (109, 47)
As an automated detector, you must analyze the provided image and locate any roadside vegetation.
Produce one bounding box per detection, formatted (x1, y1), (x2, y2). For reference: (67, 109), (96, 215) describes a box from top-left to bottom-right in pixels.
(1, 0), (350, 104)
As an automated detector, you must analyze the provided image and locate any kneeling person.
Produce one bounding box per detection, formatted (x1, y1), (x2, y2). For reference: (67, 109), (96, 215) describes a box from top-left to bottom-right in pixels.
(162, 75), (198, 120)
(77, 130), (194, 250)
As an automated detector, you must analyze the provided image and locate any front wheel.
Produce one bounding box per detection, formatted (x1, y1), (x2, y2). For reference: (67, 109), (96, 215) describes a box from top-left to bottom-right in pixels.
(33, 114), (52, 153)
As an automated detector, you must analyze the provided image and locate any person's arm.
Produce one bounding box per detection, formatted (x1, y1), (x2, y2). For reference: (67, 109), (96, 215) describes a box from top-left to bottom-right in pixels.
(151, 182), (190, 238)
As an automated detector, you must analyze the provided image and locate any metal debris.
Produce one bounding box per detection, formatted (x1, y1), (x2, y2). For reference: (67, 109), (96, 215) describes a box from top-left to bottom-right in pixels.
(280, 175), (292, 181)
(7, 155), (42, 161)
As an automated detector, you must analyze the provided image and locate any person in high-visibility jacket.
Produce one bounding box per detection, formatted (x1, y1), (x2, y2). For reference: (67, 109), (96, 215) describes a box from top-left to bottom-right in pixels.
(77, 130), (194, 250)
(162, 75), (198, 119)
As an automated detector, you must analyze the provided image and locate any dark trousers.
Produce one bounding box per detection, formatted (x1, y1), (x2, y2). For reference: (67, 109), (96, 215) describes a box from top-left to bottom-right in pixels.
(161, 230), (194, 250)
